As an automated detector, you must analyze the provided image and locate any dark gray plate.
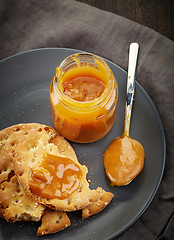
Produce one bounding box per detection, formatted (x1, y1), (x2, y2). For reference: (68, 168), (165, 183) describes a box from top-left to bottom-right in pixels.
(0, 48), (165, 240)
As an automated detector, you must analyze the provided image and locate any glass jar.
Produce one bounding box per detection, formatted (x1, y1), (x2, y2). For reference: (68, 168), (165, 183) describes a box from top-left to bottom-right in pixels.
(49, 52), (118, 143)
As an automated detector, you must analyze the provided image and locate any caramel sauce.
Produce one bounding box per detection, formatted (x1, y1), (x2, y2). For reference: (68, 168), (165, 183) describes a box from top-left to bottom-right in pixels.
(104, 135), (144, 186)
(29, 153), (82, 200)
(63, 76), (105, 101)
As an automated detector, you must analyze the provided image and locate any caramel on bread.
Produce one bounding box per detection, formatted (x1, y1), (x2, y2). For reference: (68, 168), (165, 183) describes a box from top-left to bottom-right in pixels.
(10, 124), (100, 211)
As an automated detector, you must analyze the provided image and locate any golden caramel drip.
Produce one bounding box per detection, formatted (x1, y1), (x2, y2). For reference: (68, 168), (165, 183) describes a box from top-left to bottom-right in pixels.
(29, 153), (82, 200)
(104, 135), (144, 186)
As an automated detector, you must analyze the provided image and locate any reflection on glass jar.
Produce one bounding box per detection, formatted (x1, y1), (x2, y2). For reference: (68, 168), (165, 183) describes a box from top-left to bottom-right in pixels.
(49, 52), (118, 143)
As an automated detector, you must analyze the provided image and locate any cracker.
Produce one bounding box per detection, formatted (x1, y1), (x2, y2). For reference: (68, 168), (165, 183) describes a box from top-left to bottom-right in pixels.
(82, 187), (113, 219)
(0, 123), (99, 211)
(0, 175), (45, 222)
(37, 209), (71, 236)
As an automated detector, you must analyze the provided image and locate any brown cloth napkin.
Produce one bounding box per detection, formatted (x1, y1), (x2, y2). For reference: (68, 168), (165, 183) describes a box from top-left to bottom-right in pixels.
(0, 0), (174, 239)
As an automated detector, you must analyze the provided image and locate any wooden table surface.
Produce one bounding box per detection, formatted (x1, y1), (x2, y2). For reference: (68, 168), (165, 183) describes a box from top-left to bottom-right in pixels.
(77, 0), (174, 41)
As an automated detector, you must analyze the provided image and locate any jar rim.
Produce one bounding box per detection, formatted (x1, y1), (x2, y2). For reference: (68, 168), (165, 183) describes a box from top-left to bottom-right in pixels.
(52, 52), (118, 110)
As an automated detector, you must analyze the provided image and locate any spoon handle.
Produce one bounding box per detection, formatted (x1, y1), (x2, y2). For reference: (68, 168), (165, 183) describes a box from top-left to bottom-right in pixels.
(123, 42), (139, 136)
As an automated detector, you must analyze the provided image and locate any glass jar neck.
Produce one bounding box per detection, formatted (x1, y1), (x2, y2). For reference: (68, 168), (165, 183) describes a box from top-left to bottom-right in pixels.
(52, 53), (117, 111)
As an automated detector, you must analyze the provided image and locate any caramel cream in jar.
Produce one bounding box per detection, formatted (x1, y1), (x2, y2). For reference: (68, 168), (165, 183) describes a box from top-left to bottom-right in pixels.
(50, 52), (118, 143)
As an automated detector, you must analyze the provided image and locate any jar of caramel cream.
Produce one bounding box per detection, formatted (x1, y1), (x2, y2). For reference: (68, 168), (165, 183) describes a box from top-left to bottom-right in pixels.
(49, 52), (118, 143)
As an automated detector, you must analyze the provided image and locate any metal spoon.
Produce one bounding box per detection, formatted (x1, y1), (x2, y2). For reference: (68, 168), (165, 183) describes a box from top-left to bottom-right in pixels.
(104, 43), (145, 186)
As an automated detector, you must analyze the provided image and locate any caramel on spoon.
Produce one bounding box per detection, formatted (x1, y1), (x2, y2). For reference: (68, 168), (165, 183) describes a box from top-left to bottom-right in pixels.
(104, 43), (145, 187)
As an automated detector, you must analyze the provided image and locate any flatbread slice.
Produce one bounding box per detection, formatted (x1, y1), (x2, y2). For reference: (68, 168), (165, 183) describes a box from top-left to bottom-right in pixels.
(37, 208), (70, 236)
(0, 175), (45, 222)
(82, 188), (113, 219)
(0, 125), (46, 222)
